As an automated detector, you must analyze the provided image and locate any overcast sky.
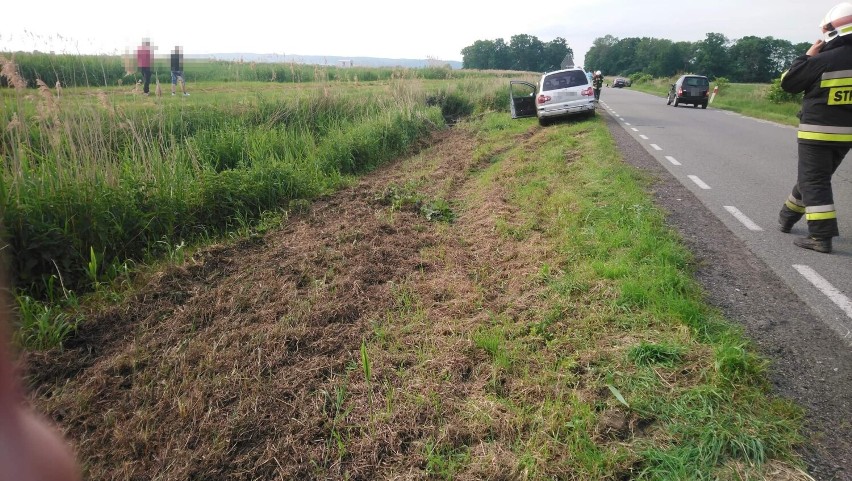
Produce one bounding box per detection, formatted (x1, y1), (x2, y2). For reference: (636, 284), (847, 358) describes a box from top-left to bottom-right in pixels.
(1, 0), (840, 68)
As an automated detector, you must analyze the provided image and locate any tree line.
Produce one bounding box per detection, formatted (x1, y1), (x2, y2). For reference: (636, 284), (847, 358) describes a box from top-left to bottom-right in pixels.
(584, 33), (812, 82)
(461, 35), (572, 72)
(461, 32), (812, 83)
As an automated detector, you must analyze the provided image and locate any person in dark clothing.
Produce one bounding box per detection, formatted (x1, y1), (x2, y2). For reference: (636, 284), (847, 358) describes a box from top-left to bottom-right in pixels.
(778, 2), (852, 253)
(136, 38), (152, 95)
(592, 70), (603, 101)
(170, 45), (189, 96)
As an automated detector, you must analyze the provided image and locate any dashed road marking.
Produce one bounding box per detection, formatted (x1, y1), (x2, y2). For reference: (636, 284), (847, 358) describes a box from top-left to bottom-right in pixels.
(631, 128), (639, 132)
(793, 265), (852, 322)
(650, 144), (663, 151)
(624, 122), (631, 126)
(665, 156), (681, 166)
(688, 175), (711, 189)
(639, 134), (649, 140)
(724, 206), (763, 231)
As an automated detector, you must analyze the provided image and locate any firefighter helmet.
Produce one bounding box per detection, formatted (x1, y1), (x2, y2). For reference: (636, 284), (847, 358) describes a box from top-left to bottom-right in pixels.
(820, 2), (852, 42)
(595, 70), (601, 76)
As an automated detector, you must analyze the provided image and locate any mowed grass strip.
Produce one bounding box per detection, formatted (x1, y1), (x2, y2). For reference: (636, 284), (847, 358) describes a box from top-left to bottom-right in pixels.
(333, 113), (808, 480)
(25, 104), (809, 479)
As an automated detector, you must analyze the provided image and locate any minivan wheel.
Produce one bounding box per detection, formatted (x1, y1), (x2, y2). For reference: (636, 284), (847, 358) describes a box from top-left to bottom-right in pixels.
(701, 102), (708, 109)
(538, 117), (549, 127)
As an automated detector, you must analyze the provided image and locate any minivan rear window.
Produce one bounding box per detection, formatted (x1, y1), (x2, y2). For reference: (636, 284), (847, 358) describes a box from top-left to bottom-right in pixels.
(542, 71), (589, 91)
(684, 77), (709, 87)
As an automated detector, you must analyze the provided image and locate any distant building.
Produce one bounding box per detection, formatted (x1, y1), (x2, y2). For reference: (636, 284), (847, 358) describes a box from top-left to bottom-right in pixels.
(338, 60), (353, 68)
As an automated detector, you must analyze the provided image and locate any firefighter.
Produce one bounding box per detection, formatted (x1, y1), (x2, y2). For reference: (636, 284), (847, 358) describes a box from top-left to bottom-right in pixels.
(592, 70), (604, 101)
(778, 2), (852, 253)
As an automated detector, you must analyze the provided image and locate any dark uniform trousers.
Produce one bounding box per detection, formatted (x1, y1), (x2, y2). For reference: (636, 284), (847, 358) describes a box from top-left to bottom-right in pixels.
(779, 142), (846, 238)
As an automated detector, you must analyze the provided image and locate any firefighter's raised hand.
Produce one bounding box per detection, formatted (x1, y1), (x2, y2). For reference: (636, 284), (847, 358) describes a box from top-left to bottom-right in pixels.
(807, 39), (826, 56)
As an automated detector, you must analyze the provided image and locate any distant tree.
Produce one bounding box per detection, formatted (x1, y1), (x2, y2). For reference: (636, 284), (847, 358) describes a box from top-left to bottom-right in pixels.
(729, 36), (774, 82)
(582, 32), (810, 82)
(694, 33), (730, 79)
(772, 41), (811, 74)
(508, 34), (544, 71)
(461, 39), (498, 69)
(461, 35), (568, 72)
(584, 34), (619, 74)
(541, 37), (571, 72)
(493, 38), (511, 70)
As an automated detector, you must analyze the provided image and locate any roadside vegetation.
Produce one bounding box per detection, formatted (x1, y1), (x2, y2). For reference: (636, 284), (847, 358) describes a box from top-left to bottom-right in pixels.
(1, 51), (518, 89)
(0, 55), (512, 349)
(1, 56), (814, 479)
(623, 75), (801, 126)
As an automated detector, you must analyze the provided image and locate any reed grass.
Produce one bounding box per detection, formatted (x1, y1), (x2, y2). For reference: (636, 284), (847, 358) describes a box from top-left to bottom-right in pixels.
(0, 61), (509, 347)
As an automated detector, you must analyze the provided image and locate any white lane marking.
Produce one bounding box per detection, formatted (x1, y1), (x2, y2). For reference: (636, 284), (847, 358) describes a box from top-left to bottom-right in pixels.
(724, 206), (763, 231)
(688, 175), (711, 189)
(650, 144), (663, 151)
(665, 156), (681, 166)
(631, 128), (639, 132)
(639, 134), (649, 140)
(793, 265), (852, 322)
(624, 122), (631, 126)
(619, 118), (626, 122)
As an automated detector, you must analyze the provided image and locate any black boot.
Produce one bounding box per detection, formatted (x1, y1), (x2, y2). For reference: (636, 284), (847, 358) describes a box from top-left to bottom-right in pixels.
(793, 236), (832, 254)
(778, 213), (800, 233)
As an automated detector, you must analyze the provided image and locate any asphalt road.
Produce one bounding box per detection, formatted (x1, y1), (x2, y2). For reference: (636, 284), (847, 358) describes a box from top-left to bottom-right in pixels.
(599, 87), (852, 345)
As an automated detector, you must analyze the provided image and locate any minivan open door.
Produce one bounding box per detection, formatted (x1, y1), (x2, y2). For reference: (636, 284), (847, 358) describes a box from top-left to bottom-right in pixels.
(510, 81), (537, 119)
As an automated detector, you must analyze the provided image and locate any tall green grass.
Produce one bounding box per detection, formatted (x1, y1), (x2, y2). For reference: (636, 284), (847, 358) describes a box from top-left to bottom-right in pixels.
(0, 72), (511, 348)
(1, 51), (523, 88)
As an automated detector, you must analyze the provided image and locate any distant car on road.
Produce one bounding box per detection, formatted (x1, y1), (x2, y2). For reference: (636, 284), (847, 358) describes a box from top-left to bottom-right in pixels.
(667, 74), (710, 109)
(509, 67), (596, 126)
(612, 77), (628, 88)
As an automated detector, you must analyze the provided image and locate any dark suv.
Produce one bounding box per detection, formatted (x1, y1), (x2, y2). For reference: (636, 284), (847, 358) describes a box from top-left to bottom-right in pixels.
(667, 75), (710, 108)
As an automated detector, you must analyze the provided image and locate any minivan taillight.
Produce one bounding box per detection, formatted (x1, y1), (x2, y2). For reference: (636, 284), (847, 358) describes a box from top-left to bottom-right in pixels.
(581, 87), (594, 96)
(537, 94), (551, 104)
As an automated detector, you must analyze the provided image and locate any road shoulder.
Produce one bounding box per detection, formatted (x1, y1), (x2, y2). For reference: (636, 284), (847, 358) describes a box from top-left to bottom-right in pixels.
(603, 111), (852, 481)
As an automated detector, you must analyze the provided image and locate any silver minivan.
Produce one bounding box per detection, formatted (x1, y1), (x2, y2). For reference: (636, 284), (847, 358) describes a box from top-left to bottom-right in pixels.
(510, 68), (596, 126)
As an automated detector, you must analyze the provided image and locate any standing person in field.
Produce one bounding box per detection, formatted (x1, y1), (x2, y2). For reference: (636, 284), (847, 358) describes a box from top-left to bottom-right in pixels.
(170, 45), (189, 96)
(592, 70), (604, 102)
(136, 38), (153, 96)
(777, 2), (852, 254)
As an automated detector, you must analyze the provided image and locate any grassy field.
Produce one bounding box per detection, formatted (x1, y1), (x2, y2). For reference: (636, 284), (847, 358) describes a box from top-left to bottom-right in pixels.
(0, 62), (815, 478)
(625, 77), (801, 126)
(25, 106), (811, 481)
(1, 58), (523, 348)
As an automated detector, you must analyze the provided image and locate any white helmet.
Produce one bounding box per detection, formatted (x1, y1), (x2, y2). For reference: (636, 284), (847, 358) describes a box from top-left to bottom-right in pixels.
(820, 2), (852, 42)
(595, 70), (601, 76)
